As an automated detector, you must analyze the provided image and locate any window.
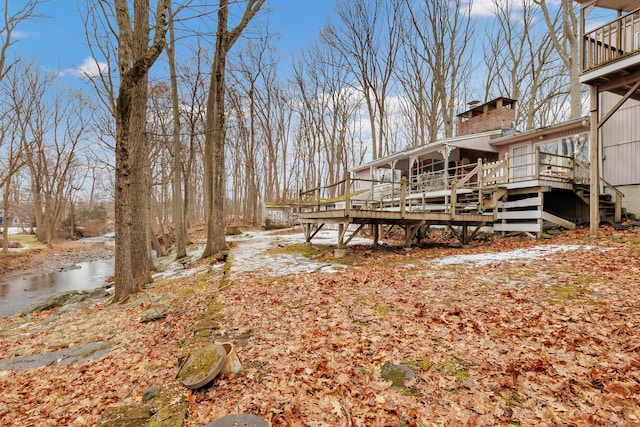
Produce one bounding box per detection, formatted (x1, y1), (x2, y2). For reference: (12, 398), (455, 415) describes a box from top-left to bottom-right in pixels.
(510, 144), (531, 180)
(636, 31), (640, 50)
(535, 140), (559, 165)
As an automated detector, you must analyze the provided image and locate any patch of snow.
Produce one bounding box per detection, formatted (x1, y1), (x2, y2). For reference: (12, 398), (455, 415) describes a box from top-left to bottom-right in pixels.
(1, 227), (29, 235)
(152, 243), (214, 281)
(431, 244), (612, 266)
(227, 229), (371, 278)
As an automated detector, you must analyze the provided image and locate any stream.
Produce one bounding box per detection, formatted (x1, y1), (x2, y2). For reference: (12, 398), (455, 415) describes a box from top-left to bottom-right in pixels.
(0, 259), (114, 319)
(0, 235), (115, 319)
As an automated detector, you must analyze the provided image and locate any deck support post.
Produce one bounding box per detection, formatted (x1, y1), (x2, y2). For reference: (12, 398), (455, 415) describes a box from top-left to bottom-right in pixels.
(404, 224), (420, 248)
(373, 224), (379, 247)
(404, 226), (411, 248)
(461, 223), (469, 246)
(537, 191), (544, 238)
(343, 223), (365, 246)
(337, 224), (346, 249)
(589, 85), (600, 238)
(334, 223), (347, 258)
(304, 223), (325, 244)
(469, 225), (481, 241)
(303, 223), (311, 244)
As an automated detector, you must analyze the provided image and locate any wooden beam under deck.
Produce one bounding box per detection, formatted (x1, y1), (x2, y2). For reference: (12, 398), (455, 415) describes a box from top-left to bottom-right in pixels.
(298, 208), (492, 225)
(299, 207), (491, 248)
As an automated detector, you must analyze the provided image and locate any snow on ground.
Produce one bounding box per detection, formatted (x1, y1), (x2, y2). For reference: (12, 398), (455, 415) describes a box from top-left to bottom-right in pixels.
(152, 229), (617, 281)
(151, 228), (375, 281)
(3, 227), (26, 235)
(152, 242), (213, 281)
(431, 244), (613, 266)
(226, 229), (373, 278)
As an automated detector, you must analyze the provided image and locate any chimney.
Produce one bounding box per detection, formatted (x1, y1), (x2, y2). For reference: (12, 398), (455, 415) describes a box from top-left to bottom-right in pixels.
(456, 97), (517, 137)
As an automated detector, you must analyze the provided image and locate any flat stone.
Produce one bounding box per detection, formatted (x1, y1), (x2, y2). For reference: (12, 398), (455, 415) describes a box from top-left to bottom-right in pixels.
(26, 291), (84, 313)
(205, 414), (268, 427)
(140, 304), (169, 323)
(97, 405), (151, 427)
(98, 381), (187, 427)
(380, 363), (415, 387)
(334, 248), (347, 258)
(0, 341), (111, 371)
(141, 385), (160, 403)
(179, 343), (226, 389)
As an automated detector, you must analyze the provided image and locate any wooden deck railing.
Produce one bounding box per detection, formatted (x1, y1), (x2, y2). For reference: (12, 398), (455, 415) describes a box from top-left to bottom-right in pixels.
(299, 150), (598, 216)
(582, 7), (640, 73)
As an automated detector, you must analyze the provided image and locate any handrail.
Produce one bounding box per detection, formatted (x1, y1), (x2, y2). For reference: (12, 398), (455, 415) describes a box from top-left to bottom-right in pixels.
(581, 6), (640, 73)
(574, 159), (625, 198)
(298, 150), (624, 220)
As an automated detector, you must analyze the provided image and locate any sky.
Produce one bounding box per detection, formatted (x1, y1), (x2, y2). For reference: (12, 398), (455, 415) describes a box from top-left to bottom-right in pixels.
(13, 0), (336, 82)
(11, 0), (618, 81)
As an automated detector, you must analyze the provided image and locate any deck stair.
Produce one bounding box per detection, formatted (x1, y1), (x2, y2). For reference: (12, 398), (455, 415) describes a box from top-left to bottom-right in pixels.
(574, 184), (622, 225)
(494, 193), (576, 235)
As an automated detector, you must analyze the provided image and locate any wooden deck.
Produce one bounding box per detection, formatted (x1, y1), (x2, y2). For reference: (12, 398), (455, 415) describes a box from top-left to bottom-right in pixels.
(298, 150), (623, 250)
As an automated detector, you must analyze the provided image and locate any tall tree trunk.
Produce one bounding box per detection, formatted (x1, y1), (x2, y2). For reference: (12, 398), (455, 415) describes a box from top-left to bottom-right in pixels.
(167, 2), (187, 259)
(113, 0), (168, 302)
(201, 0), (265, 258)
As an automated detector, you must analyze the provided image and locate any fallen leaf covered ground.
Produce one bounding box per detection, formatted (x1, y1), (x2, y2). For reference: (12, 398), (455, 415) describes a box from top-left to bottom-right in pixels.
(1, 226), (639, 426)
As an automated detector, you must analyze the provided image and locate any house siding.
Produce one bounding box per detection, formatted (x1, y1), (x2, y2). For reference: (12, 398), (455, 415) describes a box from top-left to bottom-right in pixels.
(600, 93), (640, 186)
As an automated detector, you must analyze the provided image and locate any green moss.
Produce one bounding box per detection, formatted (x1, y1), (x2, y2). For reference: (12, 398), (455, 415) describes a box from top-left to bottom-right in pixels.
(178, 346), (225, 383)
(356, 366), (372, 378)
(380, 364), (415, 387)
(372, 305), (391, 315)
(272, 243), (325, 258)
(437, 358), (469, 382)
(376, 256), (422, 269)
(402, 356), (433, 371)
(398, 386), (422, 397)
(0, 234), (47, 252)
(207, 300), (224, 315)
(611, 237), (640, 244)
(549, 281), (591, 303)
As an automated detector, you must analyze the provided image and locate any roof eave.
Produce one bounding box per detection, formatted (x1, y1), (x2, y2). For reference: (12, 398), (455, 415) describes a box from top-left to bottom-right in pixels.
(490, 117), (589, 146)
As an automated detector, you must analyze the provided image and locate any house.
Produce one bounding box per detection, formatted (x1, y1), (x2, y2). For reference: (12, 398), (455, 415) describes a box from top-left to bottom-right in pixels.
(296, 0), (640, 250)
(576, 0), (640, 235)
(0, 206), (31, 229)
(262, 203), (298, 229)
(297, 96), (624, 252)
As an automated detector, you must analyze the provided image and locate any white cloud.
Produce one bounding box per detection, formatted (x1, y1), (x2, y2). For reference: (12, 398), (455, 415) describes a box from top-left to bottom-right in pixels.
(468, 0), (501, 17)
(66, 57), (109, 79)
(12, 30), (32, 39)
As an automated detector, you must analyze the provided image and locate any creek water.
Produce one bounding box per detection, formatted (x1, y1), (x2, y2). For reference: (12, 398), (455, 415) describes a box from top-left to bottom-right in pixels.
(0, 258), (114, 319)
(0, 235), (115, 319)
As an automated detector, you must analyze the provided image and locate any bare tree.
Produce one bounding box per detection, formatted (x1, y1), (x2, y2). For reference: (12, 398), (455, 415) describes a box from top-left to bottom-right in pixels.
(292, 41), (363, 196)
(201, 0), (265, 258)
(481, 0), (563, 129)
(0, 0), (43, 81)
(406, 0), (475, 138)
(395, 13), (438, 146)
(8, 62), (54, 244)
(112, 0), (169, 301)
(166, 2), (187, 259)
(0, 94), (25, 252)
(178, 44), (209, 229)
(322, 0), (402, 160)
(533, 0), (583, 119)
(0, 0), (44, 249)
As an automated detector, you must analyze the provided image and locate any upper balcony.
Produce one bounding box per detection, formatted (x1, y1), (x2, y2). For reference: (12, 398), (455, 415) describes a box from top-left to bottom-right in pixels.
(578, 0), (640, 90)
